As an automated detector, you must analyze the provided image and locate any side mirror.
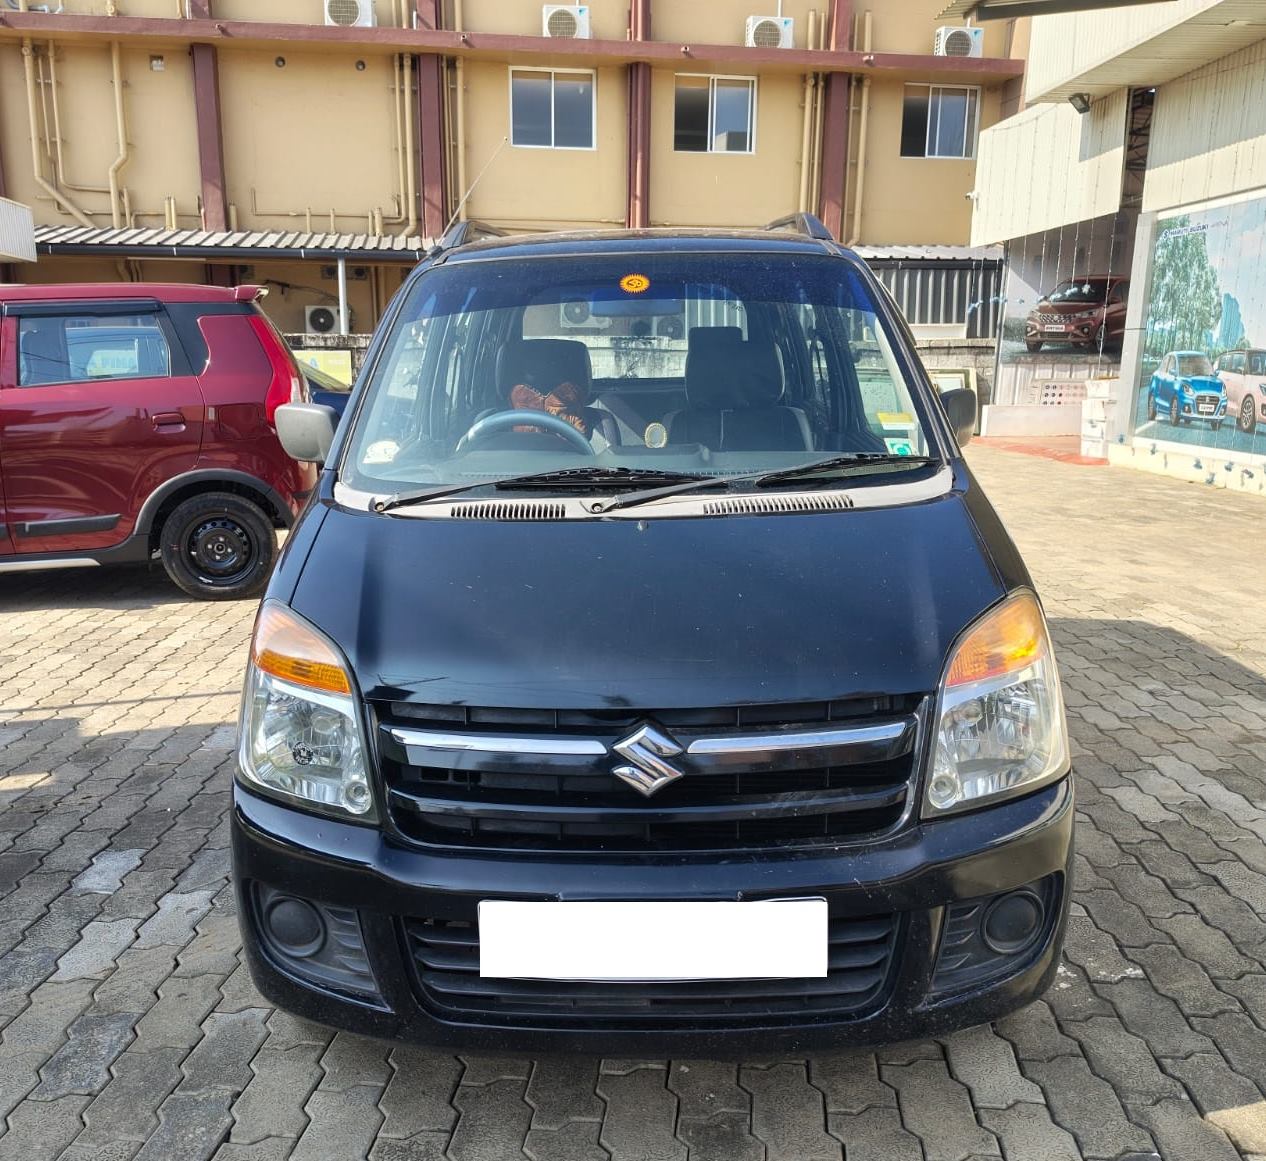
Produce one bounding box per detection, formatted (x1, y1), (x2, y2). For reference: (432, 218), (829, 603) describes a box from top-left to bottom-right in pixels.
(276, 402), (338, 464)
(939, 387), (976, 447)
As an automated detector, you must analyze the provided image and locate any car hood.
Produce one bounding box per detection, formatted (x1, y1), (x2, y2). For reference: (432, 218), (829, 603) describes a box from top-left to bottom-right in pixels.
(289, 484), (1007, 709)
(1033, 301), (1104, 316)
(1180, 375), (1224, 393)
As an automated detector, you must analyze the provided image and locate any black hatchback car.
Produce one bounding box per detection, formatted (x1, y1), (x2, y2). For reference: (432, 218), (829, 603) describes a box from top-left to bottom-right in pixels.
(234, 216), (1073, 1053)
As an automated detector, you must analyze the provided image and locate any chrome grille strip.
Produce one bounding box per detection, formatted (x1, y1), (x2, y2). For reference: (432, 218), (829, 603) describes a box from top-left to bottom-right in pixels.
(388, 718), (915, 768)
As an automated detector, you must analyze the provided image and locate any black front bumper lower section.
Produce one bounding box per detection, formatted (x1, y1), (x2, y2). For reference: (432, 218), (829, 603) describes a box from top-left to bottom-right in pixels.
(231, 777), (1073, 1054)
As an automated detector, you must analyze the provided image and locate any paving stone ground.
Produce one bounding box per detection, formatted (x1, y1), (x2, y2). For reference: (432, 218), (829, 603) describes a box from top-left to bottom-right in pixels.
(2, 445), (1266, 1160)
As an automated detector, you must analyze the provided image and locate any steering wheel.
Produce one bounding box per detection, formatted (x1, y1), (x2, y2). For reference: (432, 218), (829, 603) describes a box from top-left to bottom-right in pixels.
(454, 409), (596, 455)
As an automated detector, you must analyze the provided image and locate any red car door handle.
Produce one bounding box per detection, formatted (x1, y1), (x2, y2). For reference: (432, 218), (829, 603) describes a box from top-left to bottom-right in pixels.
(151, 411), (186, 430)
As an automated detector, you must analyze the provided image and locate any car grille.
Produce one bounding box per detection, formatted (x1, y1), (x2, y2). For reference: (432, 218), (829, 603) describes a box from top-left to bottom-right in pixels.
(374, 697), (925, 854)
(1194, 393), (1220, 413)
(402, 910), (900, 1026)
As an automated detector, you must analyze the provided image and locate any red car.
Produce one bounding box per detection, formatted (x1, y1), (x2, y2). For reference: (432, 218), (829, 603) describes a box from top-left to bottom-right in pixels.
(0, 283), (315, 598)
(1025, 276), (1128, 353)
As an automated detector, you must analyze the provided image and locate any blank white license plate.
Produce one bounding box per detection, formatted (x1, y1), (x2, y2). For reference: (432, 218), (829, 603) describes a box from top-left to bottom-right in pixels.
(1198, 403), (1215, 413)
(478, 899), (828, 981)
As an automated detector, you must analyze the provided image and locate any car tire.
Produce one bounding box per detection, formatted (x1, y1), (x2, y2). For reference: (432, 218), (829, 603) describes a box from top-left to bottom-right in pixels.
(1094, 325), (1106, 349)
(1025, 339), (1042, 353)
(1211, 420), (1223, 431)
(1146, 393), (1157, 421)
(1169, 397), (1180, 426)
(1240, 397), (1257, 434)
(159, 492), (277, 600)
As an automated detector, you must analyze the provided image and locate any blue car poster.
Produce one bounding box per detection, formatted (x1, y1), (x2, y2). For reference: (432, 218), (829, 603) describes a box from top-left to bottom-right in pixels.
(1134, 191), (1266, 456)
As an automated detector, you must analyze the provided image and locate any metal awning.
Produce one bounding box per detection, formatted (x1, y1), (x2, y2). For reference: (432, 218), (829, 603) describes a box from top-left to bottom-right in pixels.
(34, 225), (433, 262)
(854, 243), (1004, 263)
(938, 0), (1174, 19)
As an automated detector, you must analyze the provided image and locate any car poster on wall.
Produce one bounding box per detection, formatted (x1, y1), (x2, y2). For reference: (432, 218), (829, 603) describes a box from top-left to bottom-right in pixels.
(1133, 190), (1266, 459)
(991, 211), (1135, 408)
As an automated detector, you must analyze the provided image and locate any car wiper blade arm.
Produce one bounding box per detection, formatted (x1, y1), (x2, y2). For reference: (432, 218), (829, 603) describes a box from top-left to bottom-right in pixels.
(753, 453), (937, 487)
(373, 467), (709, 512)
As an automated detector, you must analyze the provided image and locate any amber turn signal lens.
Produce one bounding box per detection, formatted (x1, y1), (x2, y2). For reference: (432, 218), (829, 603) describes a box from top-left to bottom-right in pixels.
(945, 593), (1048, 688)
(251, 602), (351, 695)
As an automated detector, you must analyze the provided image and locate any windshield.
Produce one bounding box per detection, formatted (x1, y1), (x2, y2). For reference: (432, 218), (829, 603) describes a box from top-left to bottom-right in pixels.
(342, 252), (935, 494)
(1178, 354), (1214, 378)
(1045, 279), (1110, 305)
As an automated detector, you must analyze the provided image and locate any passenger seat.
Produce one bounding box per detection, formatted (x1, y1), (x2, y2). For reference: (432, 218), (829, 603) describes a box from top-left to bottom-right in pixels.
(665, 329), (812, 451)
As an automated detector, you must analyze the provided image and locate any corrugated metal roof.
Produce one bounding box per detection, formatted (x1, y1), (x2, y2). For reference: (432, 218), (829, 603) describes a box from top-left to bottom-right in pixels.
(854, 243), (1004, 262)
(34, 224), (433, 261)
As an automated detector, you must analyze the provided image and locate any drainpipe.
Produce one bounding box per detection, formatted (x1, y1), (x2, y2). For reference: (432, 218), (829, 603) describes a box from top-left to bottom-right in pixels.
(797, 11), (816, 213)
(107, 42), (130, 229)
(337, 257), (349, 336)
(847, 11), (871, 246)
(399, 53), (418, 236)
(22, 39), (95, 227)
(46, 46), (111, 194)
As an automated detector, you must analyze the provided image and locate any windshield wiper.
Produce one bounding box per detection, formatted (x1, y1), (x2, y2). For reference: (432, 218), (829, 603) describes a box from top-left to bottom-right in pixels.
(372, 466), (709, 513)
(592, 453), (937, 515)
(751, 453), (937, 487)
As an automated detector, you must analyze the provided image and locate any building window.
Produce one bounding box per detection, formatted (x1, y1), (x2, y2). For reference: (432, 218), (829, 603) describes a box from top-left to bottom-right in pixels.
(900, 85), (980, 159)
(674, 76), (756, 153)
(509, 68), (595, 149)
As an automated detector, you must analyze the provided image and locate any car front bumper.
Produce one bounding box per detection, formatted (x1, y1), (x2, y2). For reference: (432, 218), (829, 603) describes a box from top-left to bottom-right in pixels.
(231, 775), (1073, 1054)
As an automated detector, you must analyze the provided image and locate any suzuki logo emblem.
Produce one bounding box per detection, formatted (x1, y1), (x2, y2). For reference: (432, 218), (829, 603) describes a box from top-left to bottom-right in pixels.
(611, 723), (685, 797)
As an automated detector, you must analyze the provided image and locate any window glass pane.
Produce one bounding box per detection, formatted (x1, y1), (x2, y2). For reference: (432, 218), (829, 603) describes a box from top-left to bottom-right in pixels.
(965, 88), (979, 157)
(712, 79), (753, 152)
(930, 88), (969, 158)
(511, 71), (552, 146)
(674, 76), (710, 152)
(900, 86), (929, 157)
(18, 314), (170, 386)
(553, 72), (593, 148)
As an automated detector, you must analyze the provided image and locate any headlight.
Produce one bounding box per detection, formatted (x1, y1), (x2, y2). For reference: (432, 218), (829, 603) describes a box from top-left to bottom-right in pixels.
(238, 601), (374, 821)
(1179, 381), (1193, 395)
(924, 592), (1069, 818)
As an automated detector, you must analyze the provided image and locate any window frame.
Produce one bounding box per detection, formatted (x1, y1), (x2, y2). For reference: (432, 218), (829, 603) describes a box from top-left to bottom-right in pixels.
(673, 73), (758, 156)
(508, 66), (597, 152)
(11, 303), (185, 388)
(900, 83), (981, 160)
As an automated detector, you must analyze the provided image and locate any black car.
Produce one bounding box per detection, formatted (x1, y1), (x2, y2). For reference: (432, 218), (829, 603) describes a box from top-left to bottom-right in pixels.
(235, 215), (1073, 1054)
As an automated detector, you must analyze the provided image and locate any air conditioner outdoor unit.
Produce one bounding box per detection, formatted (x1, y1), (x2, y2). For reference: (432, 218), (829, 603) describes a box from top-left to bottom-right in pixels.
(745, 15), (794, 49)
(324, 0), (375, 29)
(305, 305), (345, 334)
(542, 5), (591, 39)
(558, 299), (609, 330)
(934, 26), (984, 57)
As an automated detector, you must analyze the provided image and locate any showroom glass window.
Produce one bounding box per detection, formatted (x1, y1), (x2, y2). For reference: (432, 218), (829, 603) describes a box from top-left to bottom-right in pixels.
(509, 69), (595, 149)
(674, 76), (756, 153)
(900, 85), (980, 158)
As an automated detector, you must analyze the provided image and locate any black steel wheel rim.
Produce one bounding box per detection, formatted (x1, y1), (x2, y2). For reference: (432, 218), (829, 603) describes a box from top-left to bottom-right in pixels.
(186, 516), (254, 584)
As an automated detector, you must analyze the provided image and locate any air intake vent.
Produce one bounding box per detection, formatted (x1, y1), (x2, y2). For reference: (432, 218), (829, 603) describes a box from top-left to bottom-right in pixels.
(702, 493), (854, 516)
(451, 500), (566, 521)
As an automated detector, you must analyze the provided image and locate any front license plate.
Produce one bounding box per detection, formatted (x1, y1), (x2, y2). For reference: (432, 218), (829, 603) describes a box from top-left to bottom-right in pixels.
(1198, 403), (1215, 414)
(1043, 324), (1068, 333)
(478, 899), (828, 981)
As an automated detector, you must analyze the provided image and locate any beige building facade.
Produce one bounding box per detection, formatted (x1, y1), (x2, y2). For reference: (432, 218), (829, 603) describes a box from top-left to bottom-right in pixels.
(0, 0), (1021, 340)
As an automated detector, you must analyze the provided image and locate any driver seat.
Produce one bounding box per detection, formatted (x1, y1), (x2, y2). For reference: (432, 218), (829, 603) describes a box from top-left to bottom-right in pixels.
(486, 338), (619, 448)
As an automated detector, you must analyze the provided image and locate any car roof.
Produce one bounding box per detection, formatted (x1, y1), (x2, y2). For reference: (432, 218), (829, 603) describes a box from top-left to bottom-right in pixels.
(440, 227), (836, 265)
(0, 282), (257, 304)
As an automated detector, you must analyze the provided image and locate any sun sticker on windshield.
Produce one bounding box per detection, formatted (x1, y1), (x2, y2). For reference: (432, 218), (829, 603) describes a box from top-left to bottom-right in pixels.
(619, 273), (651, 294)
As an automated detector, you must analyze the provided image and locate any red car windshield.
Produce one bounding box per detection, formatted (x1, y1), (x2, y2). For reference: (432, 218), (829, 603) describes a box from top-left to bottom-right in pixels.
(1046, 280), (1111, 305)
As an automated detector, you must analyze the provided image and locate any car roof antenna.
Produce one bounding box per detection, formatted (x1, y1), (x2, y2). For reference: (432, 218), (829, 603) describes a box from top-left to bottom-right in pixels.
(439, 137), (509, 245)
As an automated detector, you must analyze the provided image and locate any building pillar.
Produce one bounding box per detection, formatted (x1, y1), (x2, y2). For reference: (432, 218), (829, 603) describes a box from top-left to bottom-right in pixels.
(189, 3), (229, 232)
(626, 0), (651, 229)
(414, 0), (447, 240)
(817, 0), (851, 239)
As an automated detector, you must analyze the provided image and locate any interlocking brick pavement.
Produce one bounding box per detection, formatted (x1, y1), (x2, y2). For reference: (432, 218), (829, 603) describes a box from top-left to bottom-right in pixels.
(2, 445), (1265, 1160)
